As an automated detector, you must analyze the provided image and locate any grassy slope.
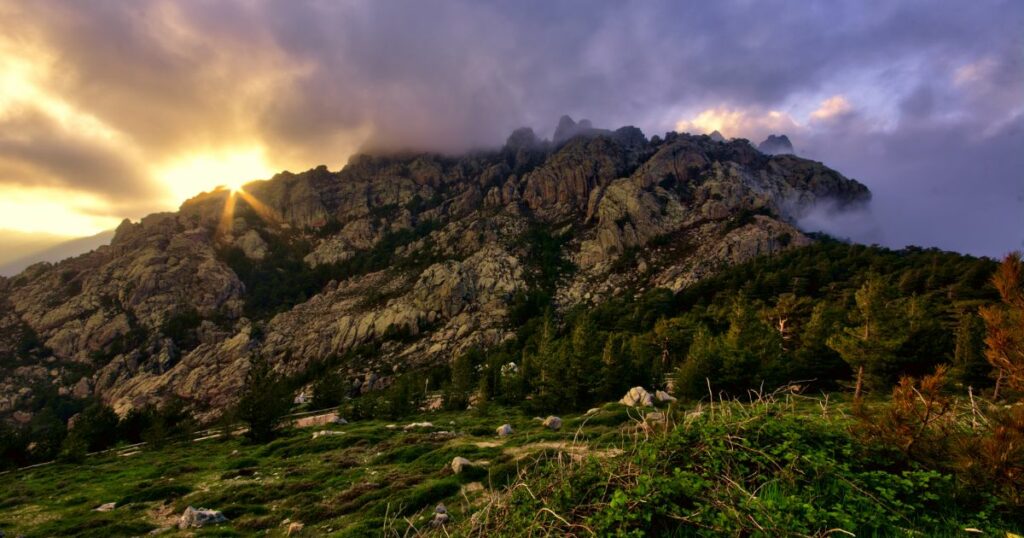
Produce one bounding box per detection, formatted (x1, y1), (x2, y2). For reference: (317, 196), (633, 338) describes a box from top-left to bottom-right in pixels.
(0, 405), (632, 537)
(3, 395), (1022, 537)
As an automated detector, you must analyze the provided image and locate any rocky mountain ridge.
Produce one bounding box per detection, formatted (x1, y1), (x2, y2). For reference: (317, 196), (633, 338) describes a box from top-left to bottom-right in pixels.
(0, 118), (868, 421)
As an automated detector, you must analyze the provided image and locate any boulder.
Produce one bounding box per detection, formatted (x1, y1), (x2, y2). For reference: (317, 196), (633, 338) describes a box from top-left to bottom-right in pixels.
(655, 390), (677, 404)
(311, 430), (343, 439)
(93, 502), (116, 512)
(620, 386), (654, 407)
(178, 506), (227, 529)
(286, 521), (305, 535)
(496, 424), (513, 437)
(542, 416), (562, 431)
(403, 421), (433, 430)
(451, 456), (474, 474)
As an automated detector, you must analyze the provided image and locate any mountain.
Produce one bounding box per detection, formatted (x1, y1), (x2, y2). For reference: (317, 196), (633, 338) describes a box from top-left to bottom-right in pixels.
(757, 134), (795, 155)
(0, 230), (115, 277)
(0, 118), (868, 422)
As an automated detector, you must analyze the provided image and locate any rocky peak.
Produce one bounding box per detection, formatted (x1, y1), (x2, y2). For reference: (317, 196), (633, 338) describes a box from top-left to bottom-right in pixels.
(708, 130), (726, 142)
(758, 134), (795, 155)
(553, 115), (605, 144)
(0, 119), (870, 423)
(505, 127), (540, 150)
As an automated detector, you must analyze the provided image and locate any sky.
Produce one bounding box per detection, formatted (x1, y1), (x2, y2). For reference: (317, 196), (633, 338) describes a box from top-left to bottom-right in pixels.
(0, 0), (1021, 257)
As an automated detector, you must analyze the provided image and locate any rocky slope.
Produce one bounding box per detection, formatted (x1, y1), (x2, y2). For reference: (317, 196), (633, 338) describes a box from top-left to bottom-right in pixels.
(0, 118), (868, 421)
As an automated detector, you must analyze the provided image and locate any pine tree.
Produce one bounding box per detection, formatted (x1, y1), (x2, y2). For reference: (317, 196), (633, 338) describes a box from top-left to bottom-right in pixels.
(952, 311), (989, 388)
(599, 333), (629, 401)
(569, 314), (601, 408)
(236, 354), (292, 443)
(828, 276), (908, 398)
(791, 302), (848, 387)
(719, 297), (782, 391)
(979, 252), (1024, 397)
(764, 293), (811, 351)
(674, 325), (719, 399)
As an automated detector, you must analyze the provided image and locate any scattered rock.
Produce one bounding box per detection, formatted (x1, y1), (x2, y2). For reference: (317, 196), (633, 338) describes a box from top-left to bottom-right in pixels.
(93, 502), (116, 512)
(655, 390), (677, 404)
(451, 456), (474, 474)
(429, 431), (458, 441)
(178, 506), (227, 529)
(403, 421), (433, 430)
(286, 521), (305, 535)
(496, 424), (513, 437)
(542, 416), (562, 430)
(431, 503), (450, 527)
(645, 411), (666, 424)
(620, 386), (654, 407)
(311, 430), (343, 439)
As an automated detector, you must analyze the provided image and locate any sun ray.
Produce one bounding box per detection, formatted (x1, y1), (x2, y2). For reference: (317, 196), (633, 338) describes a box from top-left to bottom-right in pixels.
(236, 189), (282, 226)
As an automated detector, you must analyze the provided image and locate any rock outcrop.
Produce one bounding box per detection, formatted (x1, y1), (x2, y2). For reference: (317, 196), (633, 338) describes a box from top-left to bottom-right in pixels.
(758, 134), (795, 155)
(0, 119), (869, 423)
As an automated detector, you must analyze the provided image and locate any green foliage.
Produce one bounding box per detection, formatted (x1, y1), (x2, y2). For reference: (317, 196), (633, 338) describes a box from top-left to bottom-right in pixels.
(66, 401), (120, 452)
(953, 310), (991, 388)
(235, 355), (292, 443)
(311, 369), (347, 410)
(828, 275), (912, 390)
(484, 407), (1020, 536)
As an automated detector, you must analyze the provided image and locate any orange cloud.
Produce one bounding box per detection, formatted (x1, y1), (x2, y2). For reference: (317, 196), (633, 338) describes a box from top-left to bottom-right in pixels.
(810, 95), (852, 121)
(674, 106), (800, 141)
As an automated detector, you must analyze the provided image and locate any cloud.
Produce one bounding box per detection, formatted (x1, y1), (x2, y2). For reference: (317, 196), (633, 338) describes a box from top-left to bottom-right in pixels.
(811, 96), (853, 122)
(0, 0), (1018, 255)
(675, 107), (801, 142)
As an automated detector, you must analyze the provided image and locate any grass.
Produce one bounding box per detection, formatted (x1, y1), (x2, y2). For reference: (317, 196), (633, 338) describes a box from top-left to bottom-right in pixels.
(2, 395), (1019, 537)
(0, 406), (616, 536)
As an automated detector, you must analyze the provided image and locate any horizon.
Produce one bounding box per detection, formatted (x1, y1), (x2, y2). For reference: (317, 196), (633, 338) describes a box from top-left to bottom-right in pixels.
(0, 1), (1021, 257)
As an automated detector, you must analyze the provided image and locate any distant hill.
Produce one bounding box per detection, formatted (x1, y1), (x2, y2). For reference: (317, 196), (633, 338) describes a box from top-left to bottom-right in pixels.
(0, 230), (115, 277)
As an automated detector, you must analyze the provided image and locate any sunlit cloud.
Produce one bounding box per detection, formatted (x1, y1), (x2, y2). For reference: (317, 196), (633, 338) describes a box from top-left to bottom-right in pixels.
(0, 185), (121, 236)
(674, 106), (801, 141)
(810, 95), (853, 121)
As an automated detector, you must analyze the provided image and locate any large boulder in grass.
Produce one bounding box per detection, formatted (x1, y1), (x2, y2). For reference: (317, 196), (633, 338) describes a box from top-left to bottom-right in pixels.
(496, 424), (514, 437)
(620, 386), (654, 407)
(451, 456), (475, 474)
(178, 506), (227, 529)
(542, 416), (562, 430)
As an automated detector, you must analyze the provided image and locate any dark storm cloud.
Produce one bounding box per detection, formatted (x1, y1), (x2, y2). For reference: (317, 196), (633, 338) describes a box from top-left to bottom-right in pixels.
(0, 0), (1020, 254)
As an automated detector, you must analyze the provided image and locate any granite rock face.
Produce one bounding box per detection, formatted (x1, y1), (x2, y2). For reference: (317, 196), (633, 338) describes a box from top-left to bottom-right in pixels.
(0, 119), (868, 422)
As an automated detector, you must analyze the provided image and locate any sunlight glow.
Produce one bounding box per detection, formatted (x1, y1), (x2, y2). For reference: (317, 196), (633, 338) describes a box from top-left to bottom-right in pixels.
(158, 148), (274, 204)
(0, 185), (121, 236)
